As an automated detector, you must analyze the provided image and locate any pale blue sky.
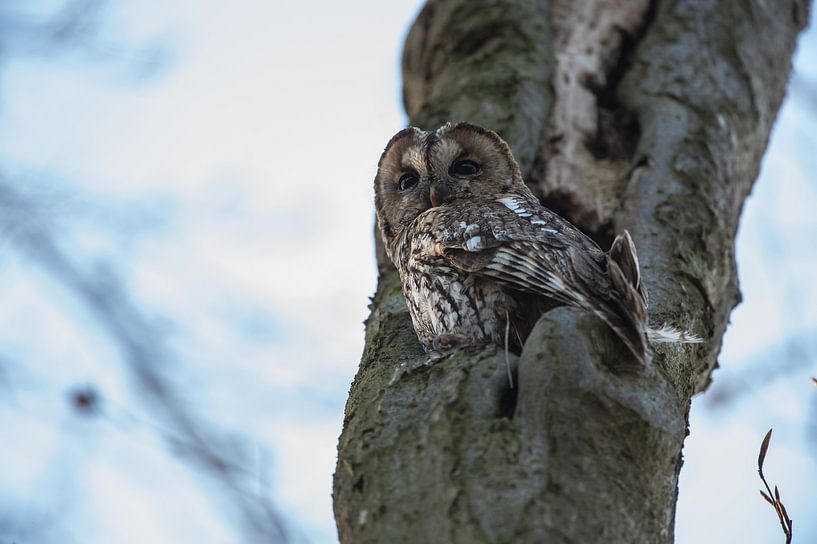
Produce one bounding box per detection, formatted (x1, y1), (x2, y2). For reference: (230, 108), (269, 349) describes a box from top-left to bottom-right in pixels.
(0, 2), (814, 543)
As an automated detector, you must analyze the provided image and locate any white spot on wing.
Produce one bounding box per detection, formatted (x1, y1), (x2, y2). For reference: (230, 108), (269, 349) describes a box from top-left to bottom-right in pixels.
(465, 236), (482, 251)
(497, 196), (522, 212)
(497, 195), (532, 217)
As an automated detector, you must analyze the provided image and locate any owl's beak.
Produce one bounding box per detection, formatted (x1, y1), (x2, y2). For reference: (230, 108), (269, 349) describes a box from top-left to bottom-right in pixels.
(429, 183), (449, 207)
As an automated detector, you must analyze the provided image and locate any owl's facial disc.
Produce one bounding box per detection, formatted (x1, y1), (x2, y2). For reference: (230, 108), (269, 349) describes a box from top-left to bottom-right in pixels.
(428, 158), (479, 206)
(425, 122), (522, 204)
(374, 127), (433, 249)
(437, 157), (482, 202)
(374, 122), (525, 255)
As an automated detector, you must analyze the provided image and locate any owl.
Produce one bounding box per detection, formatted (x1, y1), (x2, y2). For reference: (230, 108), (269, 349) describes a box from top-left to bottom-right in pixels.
(374, 122), (701, 365)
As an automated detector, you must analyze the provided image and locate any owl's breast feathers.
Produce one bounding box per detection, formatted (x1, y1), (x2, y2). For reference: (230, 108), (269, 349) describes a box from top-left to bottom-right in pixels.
(401, 193), (652, 364)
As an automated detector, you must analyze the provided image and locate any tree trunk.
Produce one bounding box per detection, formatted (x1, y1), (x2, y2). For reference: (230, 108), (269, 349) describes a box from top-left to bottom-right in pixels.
(334, 1), (808, 542)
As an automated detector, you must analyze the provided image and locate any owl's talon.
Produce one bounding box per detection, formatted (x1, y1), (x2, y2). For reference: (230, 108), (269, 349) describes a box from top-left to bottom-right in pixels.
(389, 335), (472, 385)
(431, 333), (471, 356)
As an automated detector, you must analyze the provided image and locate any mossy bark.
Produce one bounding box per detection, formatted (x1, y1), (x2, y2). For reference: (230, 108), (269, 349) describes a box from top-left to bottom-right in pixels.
(334, 0), (809, 542)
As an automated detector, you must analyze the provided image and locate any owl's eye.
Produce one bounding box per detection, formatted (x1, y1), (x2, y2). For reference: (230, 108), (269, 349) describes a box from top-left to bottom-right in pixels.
(451, 159), (480, 176)
(398, 173), (419, 191)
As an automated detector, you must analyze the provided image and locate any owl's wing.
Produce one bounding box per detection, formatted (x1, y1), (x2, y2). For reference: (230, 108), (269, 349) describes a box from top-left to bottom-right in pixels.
(435, 194), (603, 304)
(431, 194), (649, 363)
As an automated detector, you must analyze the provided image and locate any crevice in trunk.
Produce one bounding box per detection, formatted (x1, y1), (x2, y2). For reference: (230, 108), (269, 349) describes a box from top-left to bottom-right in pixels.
(496, 375), (518, 420)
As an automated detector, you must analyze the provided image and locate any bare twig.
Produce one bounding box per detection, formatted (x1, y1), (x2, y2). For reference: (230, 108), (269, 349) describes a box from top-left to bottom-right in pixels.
(757, 429), (793, 543)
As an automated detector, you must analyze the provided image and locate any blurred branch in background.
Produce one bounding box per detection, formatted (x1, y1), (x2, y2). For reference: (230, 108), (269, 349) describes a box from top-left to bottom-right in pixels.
(0, 181), (289, 542)
(0, 0), (168, 82)
(705, 330), (816, 409)
(0, 2), (289, 541)
(0, 498), (57, 544)
(0, 0), (108, 52)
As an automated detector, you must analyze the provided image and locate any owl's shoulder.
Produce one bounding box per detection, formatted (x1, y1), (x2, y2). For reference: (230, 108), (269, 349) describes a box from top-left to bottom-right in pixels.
(426, 192), (567, 246)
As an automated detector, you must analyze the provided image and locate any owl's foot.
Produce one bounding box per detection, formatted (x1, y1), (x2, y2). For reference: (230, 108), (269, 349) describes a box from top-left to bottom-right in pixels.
(429, 333), (472, 360)
(389, 334), (472, 385)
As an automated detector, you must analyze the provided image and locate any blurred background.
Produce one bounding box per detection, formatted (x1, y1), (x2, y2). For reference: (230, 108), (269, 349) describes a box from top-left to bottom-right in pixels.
(0, 1), (814, 543)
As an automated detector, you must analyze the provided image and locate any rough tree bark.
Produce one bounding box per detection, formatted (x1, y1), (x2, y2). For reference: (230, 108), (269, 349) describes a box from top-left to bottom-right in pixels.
(334, 1), (809, 542)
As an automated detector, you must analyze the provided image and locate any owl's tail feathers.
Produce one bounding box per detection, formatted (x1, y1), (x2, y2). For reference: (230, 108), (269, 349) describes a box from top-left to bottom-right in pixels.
(606, 230), (703, 357)
(608, 230), (647, 305)
(646, 324), (704, 344)
(604, 230), (650, 365)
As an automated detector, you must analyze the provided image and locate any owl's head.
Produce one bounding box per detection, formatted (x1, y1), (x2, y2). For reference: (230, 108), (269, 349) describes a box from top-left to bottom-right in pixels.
(374, 122), (527, 252)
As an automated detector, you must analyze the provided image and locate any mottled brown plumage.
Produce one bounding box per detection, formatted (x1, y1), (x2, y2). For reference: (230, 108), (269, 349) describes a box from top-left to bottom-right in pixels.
(374, 122), (700, 364)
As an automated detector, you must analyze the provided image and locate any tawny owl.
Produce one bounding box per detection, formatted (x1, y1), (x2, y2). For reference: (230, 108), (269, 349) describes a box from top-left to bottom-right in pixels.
(374, 122), (700, 365)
